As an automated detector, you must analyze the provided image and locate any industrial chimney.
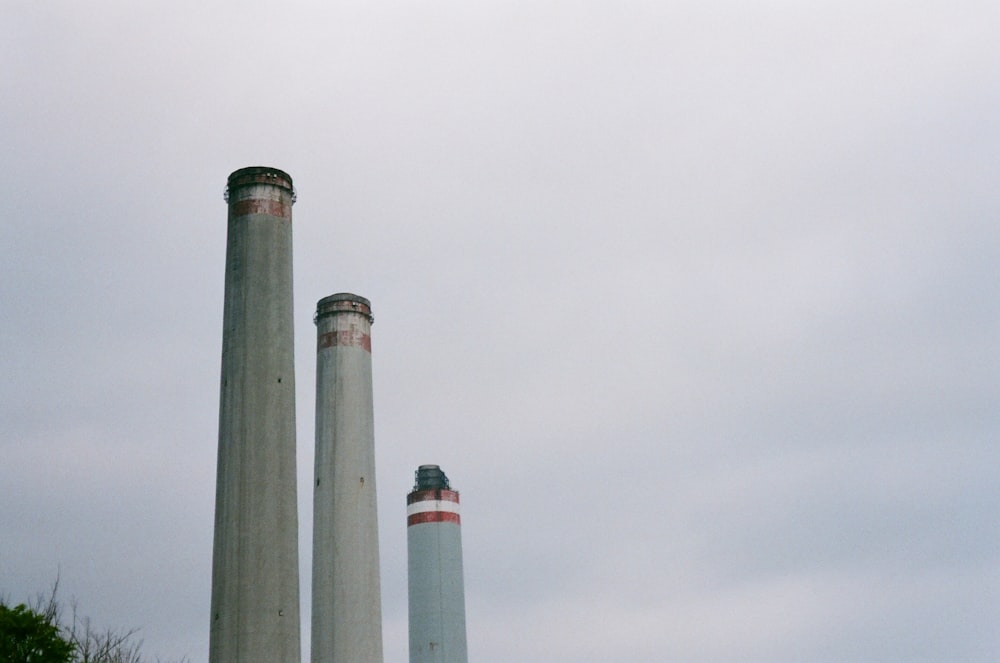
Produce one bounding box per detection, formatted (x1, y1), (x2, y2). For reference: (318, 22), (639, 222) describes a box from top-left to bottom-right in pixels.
(407, 465), (468, 663)
(312, 293), (384, 662)
(210, 167), (301, 663)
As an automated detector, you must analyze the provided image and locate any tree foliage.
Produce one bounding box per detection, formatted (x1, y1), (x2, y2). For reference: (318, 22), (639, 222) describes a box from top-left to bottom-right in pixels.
(0, 582), (185, 663)
(0, 602), (74, 663)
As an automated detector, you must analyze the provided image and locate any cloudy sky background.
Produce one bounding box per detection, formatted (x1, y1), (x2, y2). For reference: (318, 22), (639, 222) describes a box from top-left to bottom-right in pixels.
(2, 1), (998, 661)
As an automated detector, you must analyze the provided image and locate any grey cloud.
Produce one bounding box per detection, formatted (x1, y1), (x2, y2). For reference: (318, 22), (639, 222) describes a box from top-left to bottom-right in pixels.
(3, 2), (998, 662)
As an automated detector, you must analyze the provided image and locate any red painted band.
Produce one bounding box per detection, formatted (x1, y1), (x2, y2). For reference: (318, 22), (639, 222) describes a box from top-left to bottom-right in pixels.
(231, 199), (291, 218)
(318, 330), (372, 352)
(407, 489), (460, 505)
(408, 512), (461, 526)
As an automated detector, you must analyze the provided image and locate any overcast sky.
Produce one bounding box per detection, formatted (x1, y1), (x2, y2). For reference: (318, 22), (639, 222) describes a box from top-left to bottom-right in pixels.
(2, 2), (998, 662)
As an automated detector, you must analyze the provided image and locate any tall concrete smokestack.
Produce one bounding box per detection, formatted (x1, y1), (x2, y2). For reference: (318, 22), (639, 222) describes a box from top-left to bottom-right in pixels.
(210, 167), (301, 663)
(407, 465), (468, 663)
(312, 293), (383, 663)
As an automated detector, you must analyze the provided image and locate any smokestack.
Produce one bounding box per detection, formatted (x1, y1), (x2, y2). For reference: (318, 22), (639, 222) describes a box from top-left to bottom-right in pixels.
(211, 167), (301, 663)
(312, 293), (383, 662)
(407, 465), (468, 663)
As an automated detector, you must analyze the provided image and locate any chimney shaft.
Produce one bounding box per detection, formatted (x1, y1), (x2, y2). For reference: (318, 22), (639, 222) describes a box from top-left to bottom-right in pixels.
(407, 465), (468, 663)
(312, 293), (384, 662)
(211, 167), (301, 663)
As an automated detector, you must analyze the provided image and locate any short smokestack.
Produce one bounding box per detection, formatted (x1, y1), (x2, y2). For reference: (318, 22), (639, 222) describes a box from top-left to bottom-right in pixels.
(407, 465), (468, 663)
(312, 293), (384, 662)
(211, 167), (301, 663)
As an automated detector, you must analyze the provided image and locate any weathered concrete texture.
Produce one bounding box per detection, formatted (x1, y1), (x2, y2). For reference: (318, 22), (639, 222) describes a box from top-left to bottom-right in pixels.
(408, 467), (468, 663)
(312, 294), (383, 663)
(211, 167), (301, 663)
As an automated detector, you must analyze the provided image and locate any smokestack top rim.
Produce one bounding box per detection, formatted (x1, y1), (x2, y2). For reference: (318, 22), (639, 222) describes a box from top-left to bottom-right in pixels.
(319, 292), (371, 307)
(412, 464), (451, 491)
(226, 166), (295, 199)
(228, 166), (293, 184)
(315, 293), (373, 324)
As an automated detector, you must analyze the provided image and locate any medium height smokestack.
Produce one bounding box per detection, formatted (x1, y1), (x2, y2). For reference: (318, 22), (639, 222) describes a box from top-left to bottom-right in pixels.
(211, 167), (301, 663)
(312, 293), (383, 663)
(408, 465), (468, 663)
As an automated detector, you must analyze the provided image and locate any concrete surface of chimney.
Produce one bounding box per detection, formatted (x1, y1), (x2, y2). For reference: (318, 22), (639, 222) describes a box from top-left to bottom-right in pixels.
(312, 293), (383, 663)
(407, 465), (468, 663)
(210, 166), (302, 663)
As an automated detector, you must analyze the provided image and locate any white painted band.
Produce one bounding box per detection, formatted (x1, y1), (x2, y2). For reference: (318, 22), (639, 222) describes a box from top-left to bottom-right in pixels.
(406, 500), (461, 516)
